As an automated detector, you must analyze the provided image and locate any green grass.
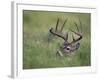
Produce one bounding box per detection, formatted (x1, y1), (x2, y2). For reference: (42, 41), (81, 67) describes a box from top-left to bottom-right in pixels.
(23, 10), (91, 69)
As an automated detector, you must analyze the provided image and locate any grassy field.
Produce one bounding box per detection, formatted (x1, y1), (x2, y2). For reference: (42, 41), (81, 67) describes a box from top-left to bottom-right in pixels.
(23, 10), (91, 69)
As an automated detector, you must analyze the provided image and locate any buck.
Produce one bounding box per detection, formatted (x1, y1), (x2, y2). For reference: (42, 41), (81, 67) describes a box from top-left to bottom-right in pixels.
(49, 18), (83, 56)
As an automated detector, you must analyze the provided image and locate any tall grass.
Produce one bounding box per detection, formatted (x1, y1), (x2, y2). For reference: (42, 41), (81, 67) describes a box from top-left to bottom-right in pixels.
(23, 10), (91, 69)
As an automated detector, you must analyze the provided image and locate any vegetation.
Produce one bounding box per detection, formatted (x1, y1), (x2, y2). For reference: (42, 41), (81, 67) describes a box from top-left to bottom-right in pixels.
(23, 10), (91, 69)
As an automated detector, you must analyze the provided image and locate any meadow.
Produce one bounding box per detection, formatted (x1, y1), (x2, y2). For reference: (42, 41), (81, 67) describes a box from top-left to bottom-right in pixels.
(23, 10), (91, 69)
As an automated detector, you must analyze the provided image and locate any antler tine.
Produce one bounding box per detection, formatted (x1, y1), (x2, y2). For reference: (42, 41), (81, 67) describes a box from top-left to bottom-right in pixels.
(60, 19), (68, 32)
(79, 18), (82, 33)
(65, 32), (68, 41)
(74, 22), (79, 32)
(70, 29), (82, 37)
(55, 18), (59, 32)
(70, 29), (82, 44)
(72, 34), (75, 41)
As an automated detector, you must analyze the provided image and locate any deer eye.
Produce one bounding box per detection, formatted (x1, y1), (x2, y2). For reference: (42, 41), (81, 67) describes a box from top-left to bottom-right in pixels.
(66, 47), (70, 50)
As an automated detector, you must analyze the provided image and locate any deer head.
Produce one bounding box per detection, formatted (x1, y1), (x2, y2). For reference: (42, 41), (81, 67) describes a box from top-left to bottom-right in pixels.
(49, 18), (83, 56)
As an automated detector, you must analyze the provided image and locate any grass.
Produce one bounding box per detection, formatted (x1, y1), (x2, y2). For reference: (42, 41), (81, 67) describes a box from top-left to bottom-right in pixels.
(23, 10), (91, 69)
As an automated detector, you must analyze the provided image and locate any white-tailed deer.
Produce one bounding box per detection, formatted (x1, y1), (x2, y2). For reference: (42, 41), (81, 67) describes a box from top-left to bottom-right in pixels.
(49, 18), (83, 56)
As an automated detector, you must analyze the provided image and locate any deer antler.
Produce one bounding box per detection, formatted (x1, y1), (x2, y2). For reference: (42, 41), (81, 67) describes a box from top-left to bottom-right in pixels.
(49, 18), (68, 41)
(49, 18), (83, 45)
(70, 19), (83, 44)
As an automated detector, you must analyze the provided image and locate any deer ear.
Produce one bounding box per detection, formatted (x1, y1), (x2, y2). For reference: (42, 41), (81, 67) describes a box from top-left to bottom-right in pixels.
(76, 42), (80, 49)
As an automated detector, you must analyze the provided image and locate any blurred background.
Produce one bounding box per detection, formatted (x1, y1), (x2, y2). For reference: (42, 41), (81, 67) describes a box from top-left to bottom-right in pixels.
(23, 10), (91, 69)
